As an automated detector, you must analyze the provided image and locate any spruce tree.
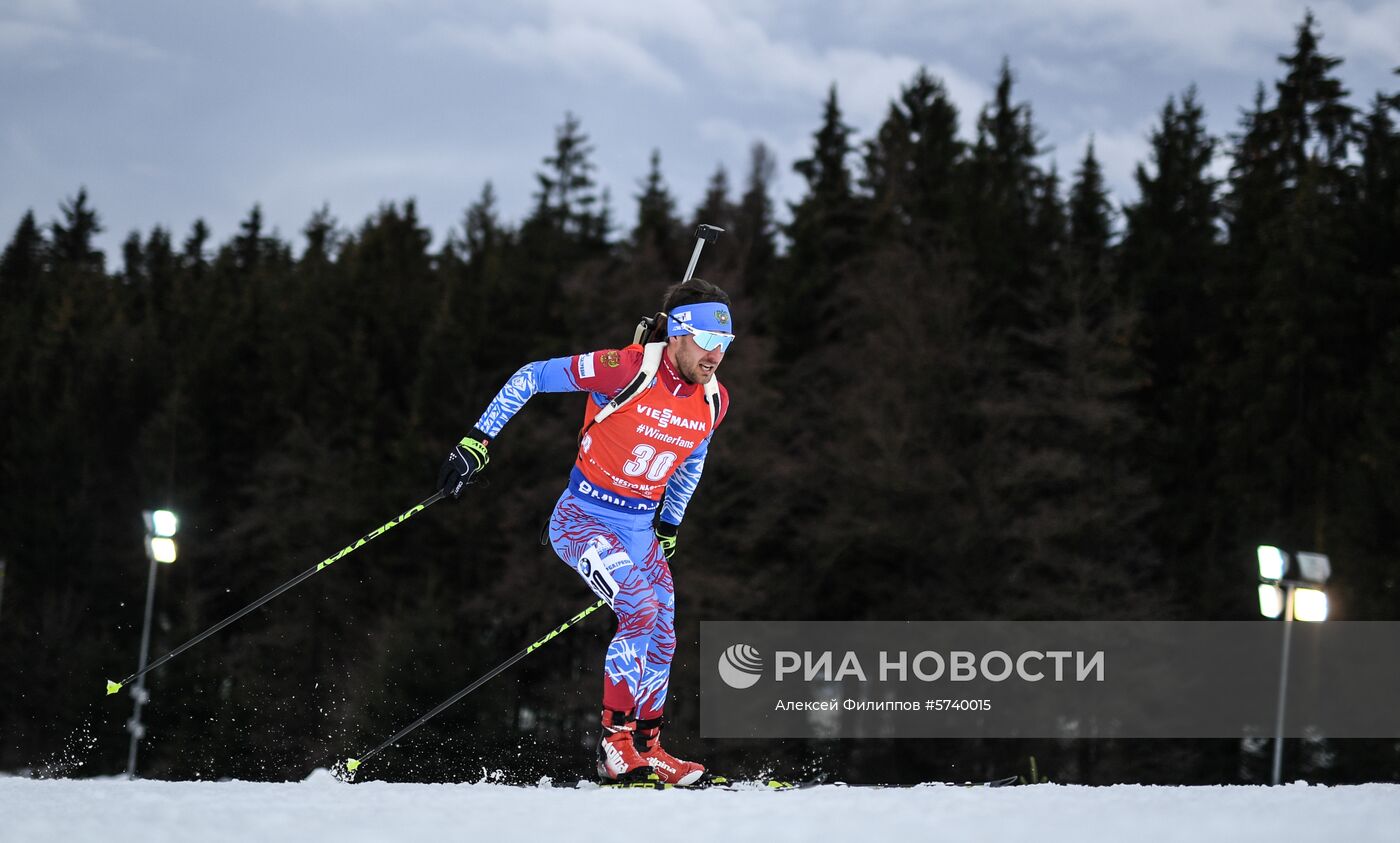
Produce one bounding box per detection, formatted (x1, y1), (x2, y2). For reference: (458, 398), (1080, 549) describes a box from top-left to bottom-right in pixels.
(121, 231), (145, 284)
(1338, 80), (1400, 628)
(794, 85), (857, 210)
(1354, 91), (1400, 301)
(1031, 163), (1067, 271)
(530, 111), (604, 245)
(1120, 88), (1226, 610)
(985, 150), (1161, 620)
(862, 67), (965, 249)
(586, 186), (615, 248)
(182, 219), (210, 277)
(49, 188), (104, 273)
(0, 211), (47, 529)
(466, 182), (502, 255)
(735, 142), (778, 302)
(777, 84), (863, 360)
(693, 165), (734, 236)
(1274, 11), (1355, 179)
(423, 181), (510, 426)
(519, 112), (609, 335)
(1068, 140), (1113, 279)
(234, 204), (264, 272)
(684, 165), (738, 282)
(1121, 87), (1220, 389)
(302, 204), (340, 267)
(1219, 12), (1361, 577)
(1347, 325), (1400, 620)
(632, 149), (682, 269)
(967, 60), (1046, 332)
(0, 211), (45, 292)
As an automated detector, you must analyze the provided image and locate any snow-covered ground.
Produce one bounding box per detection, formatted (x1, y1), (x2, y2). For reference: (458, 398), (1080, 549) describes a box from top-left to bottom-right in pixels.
(2, 773), (1397, 843)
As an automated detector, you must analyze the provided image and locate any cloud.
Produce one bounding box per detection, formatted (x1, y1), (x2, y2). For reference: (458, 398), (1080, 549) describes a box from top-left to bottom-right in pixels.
(561, 1), (890, 118)
(0, 0), (79, 51)
(0, 19), (65, 51)
(696, 117), (757, 153)
(1321, 1), (1400, 76)
(846, 0), (1399, 74)
(440, 0), (987, 134)
(695, 116), (842, 225)
(1, 0), (83, 25)
(678, 27), (986, 139)
(3, 124), (42, 170)
(697, 117), (805, 171)
(412, 20), (685, 94)
(82, 29), (166, 61)
(0, 0), (164, 61)
(277, 149), (476, 186)
(249, 141), (519, 210)
(1024, 55), (1126, 94)
(494, 0), (994, 217)
(256, 0), (407, 14)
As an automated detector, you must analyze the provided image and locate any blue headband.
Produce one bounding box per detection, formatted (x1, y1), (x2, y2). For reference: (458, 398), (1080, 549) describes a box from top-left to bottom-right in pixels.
(667, 303), (734, 337)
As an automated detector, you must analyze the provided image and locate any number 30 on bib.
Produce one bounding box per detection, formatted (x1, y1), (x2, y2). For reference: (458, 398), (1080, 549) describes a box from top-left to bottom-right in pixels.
(621, 444), (677, 482)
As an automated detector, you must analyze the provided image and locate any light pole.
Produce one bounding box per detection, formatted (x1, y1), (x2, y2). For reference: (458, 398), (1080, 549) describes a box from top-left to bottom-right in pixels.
(128, 509), (178, 779)
(1256, 545), (1330, 786)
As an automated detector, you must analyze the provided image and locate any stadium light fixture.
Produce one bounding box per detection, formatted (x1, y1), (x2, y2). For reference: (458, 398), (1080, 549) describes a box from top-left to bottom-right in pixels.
(1293, 587), (1328, 623)
(1255, 545), (1332, 786)
(1294, 552), (1331, 585)
(146, 536), (178, 564)
(129, 508), (180, 778)
(150, 509), (179, 538)
(1257, 545), (1288, 581)
(1257, 584), (1284, 619)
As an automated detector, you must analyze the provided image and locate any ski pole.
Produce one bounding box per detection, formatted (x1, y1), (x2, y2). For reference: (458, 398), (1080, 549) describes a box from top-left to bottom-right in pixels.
(339, 598), (606, 781)
(105, 490), (445, 697)
(682, 223), (724, 283)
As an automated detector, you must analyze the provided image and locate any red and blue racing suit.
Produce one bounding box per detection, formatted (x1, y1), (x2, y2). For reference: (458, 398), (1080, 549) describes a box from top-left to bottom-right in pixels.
(474, 345), (728, 719)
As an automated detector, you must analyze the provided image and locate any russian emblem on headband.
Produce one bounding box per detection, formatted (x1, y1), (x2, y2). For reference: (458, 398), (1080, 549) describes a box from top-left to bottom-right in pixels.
(716, 309), (729, 326)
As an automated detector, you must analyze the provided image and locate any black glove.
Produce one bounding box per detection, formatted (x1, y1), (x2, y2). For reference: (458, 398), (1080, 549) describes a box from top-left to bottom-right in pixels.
(655, 520), (678, 561)
(438, 433), (489, 500)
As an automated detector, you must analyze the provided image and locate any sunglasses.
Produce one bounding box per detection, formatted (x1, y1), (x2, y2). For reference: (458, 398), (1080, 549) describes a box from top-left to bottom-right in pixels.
(676, 322), (735, 352)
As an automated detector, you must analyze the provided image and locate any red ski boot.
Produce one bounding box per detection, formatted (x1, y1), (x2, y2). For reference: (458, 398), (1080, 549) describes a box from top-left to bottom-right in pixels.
(597, 710), (657, 783)
(635, 718), (705, 786)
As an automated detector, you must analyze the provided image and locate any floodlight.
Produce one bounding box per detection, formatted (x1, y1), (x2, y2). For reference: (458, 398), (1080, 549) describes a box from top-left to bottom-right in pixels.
(147, 536), (177, 564)
(151, 510), (179, 538)
(1294, 552), (1331, 584)
(1294, 588), (1328, 622)
(1256, 545), (1288, 581)
(129, 506), (183, 779)
(1257, 584), (1284, 619)
(1256, 546), (1333, 786)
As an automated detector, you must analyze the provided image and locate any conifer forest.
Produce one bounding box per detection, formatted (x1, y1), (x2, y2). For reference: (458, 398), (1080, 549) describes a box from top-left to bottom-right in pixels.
(3, 14), (1398, 785)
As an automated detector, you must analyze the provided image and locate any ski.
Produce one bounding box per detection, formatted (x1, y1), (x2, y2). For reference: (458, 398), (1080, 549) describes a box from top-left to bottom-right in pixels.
(966, 774), (1022, 787)
(592, 774), (822, 791)
(587, 773), (1024, 790)
(829, 775), (1024, 789)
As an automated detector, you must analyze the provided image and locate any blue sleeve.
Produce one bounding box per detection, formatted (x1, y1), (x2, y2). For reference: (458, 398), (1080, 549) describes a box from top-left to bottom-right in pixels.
(659, 434), (710, 527)
(473, 356), (584, 438)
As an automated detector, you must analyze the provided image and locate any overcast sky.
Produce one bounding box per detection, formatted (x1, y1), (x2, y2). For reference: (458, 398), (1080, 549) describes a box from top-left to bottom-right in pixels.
(2, 0), (1397, 265)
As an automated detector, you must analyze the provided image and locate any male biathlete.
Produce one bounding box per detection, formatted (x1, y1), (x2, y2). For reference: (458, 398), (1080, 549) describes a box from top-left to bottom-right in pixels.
(437, 278), (733, 785)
